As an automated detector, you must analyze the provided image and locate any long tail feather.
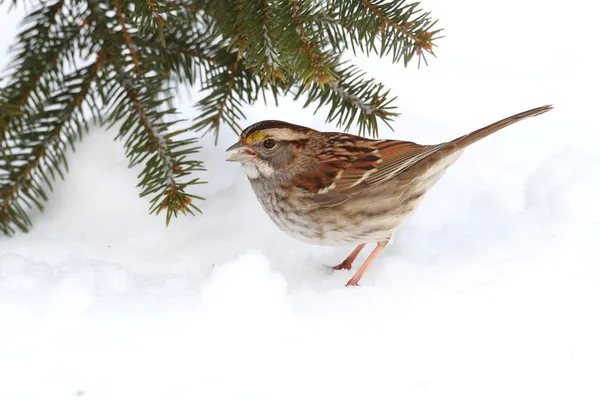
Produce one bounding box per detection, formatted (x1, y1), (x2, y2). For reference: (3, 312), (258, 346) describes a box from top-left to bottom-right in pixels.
(450, 105), (553, 150)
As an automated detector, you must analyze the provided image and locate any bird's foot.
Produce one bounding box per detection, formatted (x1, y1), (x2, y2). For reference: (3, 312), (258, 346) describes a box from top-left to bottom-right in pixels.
(331, 261), (352, 271)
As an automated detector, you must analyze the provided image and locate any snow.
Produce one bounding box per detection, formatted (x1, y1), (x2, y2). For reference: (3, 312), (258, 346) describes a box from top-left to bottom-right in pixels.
(1, 0), (600, 399)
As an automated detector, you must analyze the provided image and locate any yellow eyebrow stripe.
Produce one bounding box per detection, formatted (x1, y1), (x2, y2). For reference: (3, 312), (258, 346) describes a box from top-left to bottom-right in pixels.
(245, 131), (269, 144)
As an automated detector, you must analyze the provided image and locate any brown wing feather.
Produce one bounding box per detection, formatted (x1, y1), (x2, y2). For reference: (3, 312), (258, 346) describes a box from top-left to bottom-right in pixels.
(292, 136), (381, 195)
(296, 104), (553, 207)
(361, 140), (447, 188)
(294, 136), (444, 206)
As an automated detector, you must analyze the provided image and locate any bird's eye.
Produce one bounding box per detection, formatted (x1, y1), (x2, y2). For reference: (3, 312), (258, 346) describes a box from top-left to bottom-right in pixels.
(263, 139), (276, 149)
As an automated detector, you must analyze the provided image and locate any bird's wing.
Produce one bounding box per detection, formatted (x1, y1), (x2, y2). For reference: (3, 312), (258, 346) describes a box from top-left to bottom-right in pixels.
(292, 137), (449, 207)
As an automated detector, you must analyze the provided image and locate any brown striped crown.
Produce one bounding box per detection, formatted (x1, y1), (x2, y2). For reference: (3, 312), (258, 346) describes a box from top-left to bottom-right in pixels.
(240, 120), (315, 143)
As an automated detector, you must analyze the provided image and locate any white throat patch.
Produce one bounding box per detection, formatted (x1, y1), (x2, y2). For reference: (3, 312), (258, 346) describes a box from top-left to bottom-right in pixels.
(243, 160), (274, 179)
(243, 163), (260, 179)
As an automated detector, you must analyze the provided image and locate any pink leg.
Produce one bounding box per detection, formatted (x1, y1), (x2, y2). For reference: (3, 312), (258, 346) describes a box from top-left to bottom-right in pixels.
(345, 242), (388, 286)
(332, 244), (366, 271)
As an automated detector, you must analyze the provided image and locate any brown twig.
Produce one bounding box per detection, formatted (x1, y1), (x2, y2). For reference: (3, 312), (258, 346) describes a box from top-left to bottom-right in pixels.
(231, 0), (247, 56)
(123, 83), (179, 208)
(289, 0), (327, 83)
(144, 0), (165, 27)
(113, 0), (142, 77)
(358, 0), (432, 50)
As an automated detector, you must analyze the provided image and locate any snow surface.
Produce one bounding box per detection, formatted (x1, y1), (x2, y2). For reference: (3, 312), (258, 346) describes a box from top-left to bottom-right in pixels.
(1, 1), (600, 399)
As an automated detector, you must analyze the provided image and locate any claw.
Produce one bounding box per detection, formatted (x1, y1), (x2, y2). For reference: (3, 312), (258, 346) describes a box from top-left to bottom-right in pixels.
(332, 262), (352, 271)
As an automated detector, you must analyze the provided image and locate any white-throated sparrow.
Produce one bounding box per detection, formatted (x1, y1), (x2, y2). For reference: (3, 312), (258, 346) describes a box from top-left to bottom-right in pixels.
(226, 105), (552, 286)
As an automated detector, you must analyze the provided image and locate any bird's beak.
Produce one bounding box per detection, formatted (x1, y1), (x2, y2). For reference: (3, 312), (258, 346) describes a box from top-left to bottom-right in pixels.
(226, 141), (256, 162)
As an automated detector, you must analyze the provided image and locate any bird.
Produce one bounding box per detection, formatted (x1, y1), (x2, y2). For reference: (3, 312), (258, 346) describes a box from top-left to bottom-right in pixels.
(226, 105), (553, 286)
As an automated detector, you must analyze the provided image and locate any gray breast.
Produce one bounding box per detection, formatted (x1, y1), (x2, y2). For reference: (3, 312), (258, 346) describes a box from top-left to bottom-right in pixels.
(248, 176), (395, 245)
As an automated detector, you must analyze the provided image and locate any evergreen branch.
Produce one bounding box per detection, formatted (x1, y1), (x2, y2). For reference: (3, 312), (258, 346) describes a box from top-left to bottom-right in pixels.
(113, 0), (142, 77)
(324, 0), (440, 65)
(359, 0), (420, 43)
(130, 0), (182, 46)
(297, 63), (398, 136)
(193, 57), (243, 141)
(232, 0), (248, 55)
(213, 60), (239, 132)
(0, 53), (103, 235)
(1, 0), (85, 207)
(0, 0), (69, 144)
(143, 0), (166, 28)
(199, 0), (248, 56)
(202, 0), (285, 84)
(125, 90), (178, 190)
(107, 68), (205, 225)
(259, 0), (281, 78)
(134, 28), (218, 85)
(288, 0), (335, 86)
(192, 46), (273, 141)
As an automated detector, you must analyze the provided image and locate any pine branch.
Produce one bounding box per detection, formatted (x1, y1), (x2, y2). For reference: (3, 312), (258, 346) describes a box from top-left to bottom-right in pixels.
(298, 63), (398, 136)
(323, 0), (440, 66)
(286, 0), (338, 87)
(192, 57), (243, 141)
(255, 0), (284, 83)
(105, 66), (205, 224)
(192, 52), (264, 142)
(135, 25), (218, 86)
(215, 0), (285, 84)
(91, 0), (205, 224)
(0, 0), (71, 144)
(0, 53), (103, 235)
(131, 0), (168, 44)
(1, 0), (90, 235)
(112, 0), (142, 77)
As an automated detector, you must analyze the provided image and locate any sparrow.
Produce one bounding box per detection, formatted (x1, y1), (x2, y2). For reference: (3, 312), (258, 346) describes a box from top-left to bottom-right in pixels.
(226, 105), (552, 286)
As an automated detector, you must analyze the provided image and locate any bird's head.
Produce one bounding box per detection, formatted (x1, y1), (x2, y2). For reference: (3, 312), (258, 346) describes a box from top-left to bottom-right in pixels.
(226, 120), (313, 178)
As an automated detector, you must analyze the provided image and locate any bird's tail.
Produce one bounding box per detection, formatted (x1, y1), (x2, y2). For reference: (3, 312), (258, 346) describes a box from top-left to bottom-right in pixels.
(449, 105), (553, 151)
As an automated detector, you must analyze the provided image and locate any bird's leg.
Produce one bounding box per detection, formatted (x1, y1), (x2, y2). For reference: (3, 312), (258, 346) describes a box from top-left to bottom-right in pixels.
(345, 241), (388, 286)
(332, 244), (366, 271)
